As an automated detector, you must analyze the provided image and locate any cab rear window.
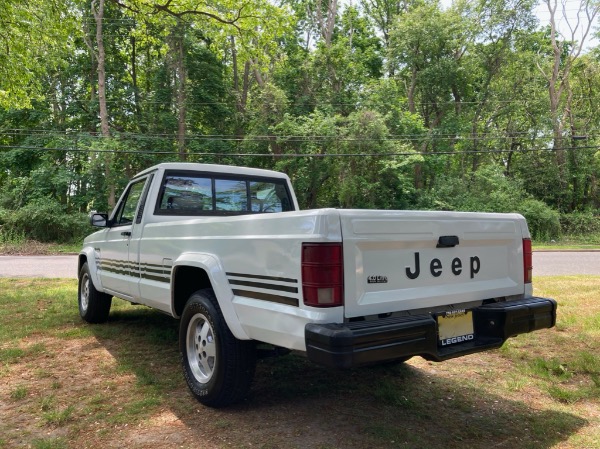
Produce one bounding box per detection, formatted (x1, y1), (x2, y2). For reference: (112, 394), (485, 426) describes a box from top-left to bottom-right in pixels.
(155, 171), (294, 216)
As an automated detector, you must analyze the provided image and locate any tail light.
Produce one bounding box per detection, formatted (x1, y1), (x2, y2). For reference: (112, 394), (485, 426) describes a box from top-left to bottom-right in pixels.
(523, 238), (532, 284)
(302, 243), (344, 307)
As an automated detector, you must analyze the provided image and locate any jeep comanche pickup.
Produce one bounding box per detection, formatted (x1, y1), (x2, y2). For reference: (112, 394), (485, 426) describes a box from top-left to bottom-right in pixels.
(78, 162), (557, 407)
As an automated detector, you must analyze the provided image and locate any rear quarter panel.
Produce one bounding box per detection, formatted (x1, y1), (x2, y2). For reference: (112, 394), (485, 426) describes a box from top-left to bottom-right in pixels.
(136, 209), (344, 350)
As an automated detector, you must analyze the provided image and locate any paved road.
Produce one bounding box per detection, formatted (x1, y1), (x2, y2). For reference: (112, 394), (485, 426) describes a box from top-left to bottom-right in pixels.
(0, 252), (599, 278)
(533, 251), (600, 276)
(0, 255), (78, 279)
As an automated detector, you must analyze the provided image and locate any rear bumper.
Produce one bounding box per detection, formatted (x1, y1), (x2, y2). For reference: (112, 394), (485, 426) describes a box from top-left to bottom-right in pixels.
(305, 297), (557, 369)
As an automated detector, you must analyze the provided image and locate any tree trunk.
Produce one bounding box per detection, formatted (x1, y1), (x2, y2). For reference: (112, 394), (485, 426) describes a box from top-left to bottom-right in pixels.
(230, 36), (250, 140)
(314, 0), (338, 47)
(92, 0), (115, 209)
(541, 0), (600, 210)
(566, 86), (579, 212)
(407, 65), (417, 114)
(93, 0), (109, 137)
(131, 33), (142, 126)
(171, 23), (187, 161)
(176, 38), (187, 161)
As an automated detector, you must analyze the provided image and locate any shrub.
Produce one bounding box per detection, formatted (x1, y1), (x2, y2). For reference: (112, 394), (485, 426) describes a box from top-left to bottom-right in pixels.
(1, 199), (92, 243)
(517, 199), (561, 241)
(415, 166), (529, 213)
(560, 212), (600, 236)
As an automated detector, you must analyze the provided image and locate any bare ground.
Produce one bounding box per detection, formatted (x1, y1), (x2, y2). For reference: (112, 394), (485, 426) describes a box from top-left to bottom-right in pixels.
(1, 329), (595, 449)
(0, 277), (598, 449)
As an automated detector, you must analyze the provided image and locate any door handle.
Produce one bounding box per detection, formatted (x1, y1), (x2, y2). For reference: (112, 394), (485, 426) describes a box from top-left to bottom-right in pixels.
(121, 231), (132, 237)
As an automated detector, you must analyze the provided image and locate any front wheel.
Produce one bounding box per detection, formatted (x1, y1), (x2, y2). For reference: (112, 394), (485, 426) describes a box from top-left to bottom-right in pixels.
(78, 262), (112, 323)
(180, 289), (256, 407)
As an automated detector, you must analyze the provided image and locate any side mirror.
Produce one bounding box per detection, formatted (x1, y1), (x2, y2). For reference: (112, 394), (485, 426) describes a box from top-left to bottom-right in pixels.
(90, 213), (109, 227)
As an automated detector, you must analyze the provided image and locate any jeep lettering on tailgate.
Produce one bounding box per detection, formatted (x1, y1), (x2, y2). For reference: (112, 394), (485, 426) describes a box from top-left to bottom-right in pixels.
(405, 252), (481, 280)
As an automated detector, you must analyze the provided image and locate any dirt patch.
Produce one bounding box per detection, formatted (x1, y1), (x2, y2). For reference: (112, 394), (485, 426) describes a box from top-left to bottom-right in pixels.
(0, 332), (595, 449)
(0, 241), (77, 256)
(0, 336), (135, 447)
(1, 277), (598, 449)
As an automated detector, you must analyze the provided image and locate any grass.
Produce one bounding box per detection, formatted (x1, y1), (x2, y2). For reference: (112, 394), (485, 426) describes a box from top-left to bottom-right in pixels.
(10, 385), (28, 400)
(0, 276), (598, 448)
(534, 234), (600, 250)
(31, 438), (68, 449)
(43, 405), (75, 426)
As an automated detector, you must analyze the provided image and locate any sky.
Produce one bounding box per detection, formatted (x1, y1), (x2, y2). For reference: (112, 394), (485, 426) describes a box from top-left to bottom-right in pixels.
(534, 0), (599, 51)
(437, 0), (599, 51)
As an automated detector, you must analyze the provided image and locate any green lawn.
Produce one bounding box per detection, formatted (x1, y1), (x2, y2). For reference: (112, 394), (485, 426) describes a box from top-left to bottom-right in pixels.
(0, 277), (598, 449)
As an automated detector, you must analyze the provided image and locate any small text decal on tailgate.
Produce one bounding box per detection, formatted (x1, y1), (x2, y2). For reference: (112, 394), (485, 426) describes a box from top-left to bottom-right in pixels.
(367, 275), (388, 284)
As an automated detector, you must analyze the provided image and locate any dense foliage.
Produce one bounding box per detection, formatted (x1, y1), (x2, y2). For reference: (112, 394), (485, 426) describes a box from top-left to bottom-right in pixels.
(1, 0), (600, 242)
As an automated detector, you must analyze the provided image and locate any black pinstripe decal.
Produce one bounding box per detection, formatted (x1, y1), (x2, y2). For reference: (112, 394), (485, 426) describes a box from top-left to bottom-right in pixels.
(232, 289), (299, 307)
(227, 272), (299, 307)
(99, 259), (171, 284)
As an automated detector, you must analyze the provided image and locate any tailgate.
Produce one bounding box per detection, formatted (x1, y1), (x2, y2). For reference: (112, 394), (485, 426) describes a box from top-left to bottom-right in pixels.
(339, 210), (527, 318)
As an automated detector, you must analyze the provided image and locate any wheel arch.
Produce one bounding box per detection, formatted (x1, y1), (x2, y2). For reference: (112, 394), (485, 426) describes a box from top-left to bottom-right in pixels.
(172, 253), (249, 340)
(172, 266), (212, 318)
(78, 248), (104, 291)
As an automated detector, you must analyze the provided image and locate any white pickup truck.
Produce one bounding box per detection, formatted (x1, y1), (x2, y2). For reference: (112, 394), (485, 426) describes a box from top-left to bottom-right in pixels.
(78, 162), (556, 407)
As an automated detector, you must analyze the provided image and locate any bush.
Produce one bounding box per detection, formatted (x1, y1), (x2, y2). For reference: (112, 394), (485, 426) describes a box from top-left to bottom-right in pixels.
(0, 199), (92, 243)
(0, 225), (25, 244)
(560, 212), (600, 236)
(413, 168), (562, 242)
(415, 166), (529, 213)
(517, 199), (561, 241)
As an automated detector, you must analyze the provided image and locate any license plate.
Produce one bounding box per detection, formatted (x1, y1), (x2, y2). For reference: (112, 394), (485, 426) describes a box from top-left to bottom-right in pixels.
(437, 310), (474, 346)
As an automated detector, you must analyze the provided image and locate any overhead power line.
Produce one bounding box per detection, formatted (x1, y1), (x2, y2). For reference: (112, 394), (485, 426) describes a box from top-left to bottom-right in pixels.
(0, 144), (597, 158)
(27, 95), (600, 108)
(1, 129), (599, 142)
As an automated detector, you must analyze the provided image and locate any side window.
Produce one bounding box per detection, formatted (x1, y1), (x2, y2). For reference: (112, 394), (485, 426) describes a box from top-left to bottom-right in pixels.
(114, 179), (146, 226)
(215, 179), (248, 212)
(158, 175), (213, 212)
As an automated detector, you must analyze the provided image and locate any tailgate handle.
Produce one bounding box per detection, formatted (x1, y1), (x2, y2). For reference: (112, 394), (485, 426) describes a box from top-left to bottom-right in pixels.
(437, 235), (459, 248)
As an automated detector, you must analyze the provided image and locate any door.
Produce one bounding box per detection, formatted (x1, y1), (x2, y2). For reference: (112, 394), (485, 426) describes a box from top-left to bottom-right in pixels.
(98, 177), (148, 298)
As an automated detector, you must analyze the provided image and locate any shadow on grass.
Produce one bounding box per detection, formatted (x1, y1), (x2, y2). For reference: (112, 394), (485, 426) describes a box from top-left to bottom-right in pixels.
(91, 307), (587, 449)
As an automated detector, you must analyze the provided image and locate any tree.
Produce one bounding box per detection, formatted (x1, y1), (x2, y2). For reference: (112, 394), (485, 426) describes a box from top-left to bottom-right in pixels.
(4, 0), (600, 244)
(361, 0), (410, 50)
(388, 1), (470, 187)
(537, 0), (600, 210)
(0, 0), (75, 109)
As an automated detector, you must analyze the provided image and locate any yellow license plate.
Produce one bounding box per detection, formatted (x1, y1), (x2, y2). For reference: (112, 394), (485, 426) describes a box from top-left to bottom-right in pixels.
(437, 310), (474, 346)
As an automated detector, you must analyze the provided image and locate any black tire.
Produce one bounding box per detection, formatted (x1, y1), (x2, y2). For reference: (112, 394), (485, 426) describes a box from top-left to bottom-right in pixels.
(179, 289), (256, 407)
(78, 262), (112, 323)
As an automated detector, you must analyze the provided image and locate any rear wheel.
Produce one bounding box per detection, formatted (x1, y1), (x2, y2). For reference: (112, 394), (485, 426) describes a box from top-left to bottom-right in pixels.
(180, 289), (256, 407)
(78, 262), (112, 323)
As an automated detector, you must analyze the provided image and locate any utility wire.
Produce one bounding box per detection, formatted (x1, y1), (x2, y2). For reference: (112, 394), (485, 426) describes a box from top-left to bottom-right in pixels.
(1, 129), (598, 141)
(30, 96), (595, 107)
(0, 135), (596, 143)
(0, 144), (597, 157)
